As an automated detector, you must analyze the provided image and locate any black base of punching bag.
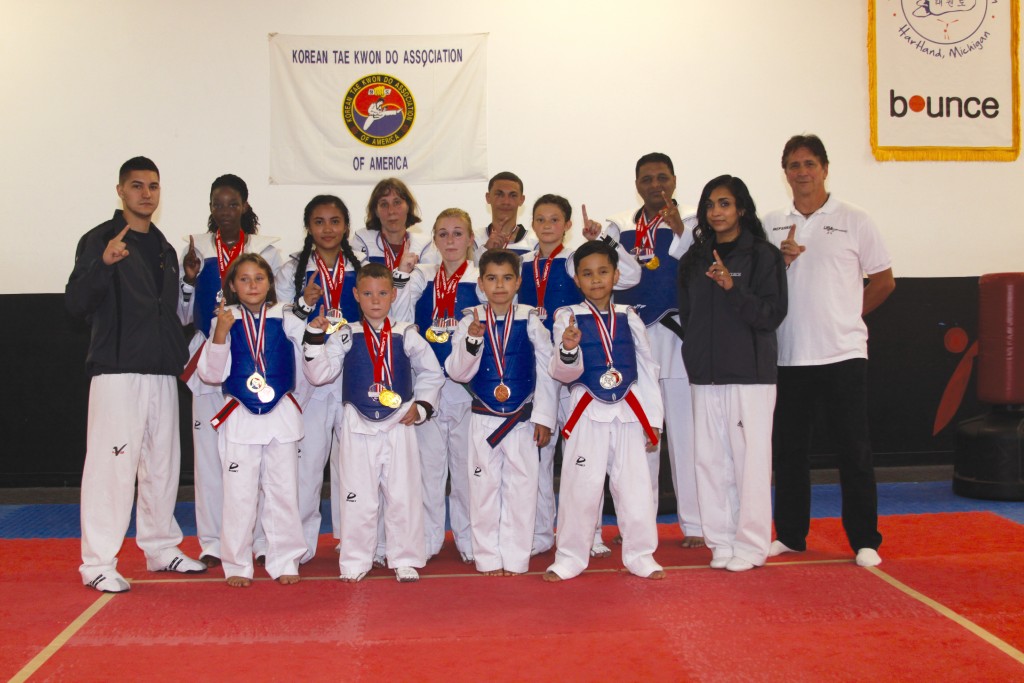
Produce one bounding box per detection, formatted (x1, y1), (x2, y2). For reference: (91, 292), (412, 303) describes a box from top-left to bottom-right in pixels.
(953, 405), (1024, 501)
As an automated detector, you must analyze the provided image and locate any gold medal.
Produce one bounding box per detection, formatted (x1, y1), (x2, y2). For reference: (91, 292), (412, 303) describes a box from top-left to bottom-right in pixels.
(246, 372), (266, 393)
(434, 330), (450, 344)
(645, 256), (660, 270)
(378, 389), (402, 408)
(425, 328), (438, 343)
(494, 383), (511, 403)
(325, 308), (346, 334)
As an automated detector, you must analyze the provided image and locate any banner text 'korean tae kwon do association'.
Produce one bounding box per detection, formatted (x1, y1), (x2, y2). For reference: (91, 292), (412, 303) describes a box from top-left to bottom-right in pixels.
(269, 33), (488, 184)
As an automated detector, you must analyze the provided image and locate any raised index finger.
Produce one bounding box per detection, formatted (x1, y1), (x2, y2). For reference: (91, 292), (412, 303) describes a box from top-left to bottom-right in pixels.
(115, 225), (131, 241)
(713, 249), (725, 266)
(188, 235), (195, 251)
(786, 225), (796, 241)
(582, 204), (590, 225)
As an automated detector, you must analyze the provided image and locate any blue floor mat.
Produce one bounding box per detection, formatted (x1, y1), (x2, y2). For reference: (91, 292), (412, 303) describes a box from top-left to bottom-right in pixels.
(2, 482), (1022, 540)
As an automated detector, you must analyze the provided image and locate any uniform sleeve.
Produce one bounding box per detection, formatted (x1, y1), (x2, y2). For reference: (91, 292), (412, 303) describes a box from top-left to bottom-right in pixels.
(723, 242), (788, 333)
(393, 266), (428, 323)
(197, 324), (231, 385)
(668, 216), (697, 259)
(628, 308), (663, 427)
(613, 239), (642, 289)
(65, 230), (115, 319)
(406, 328), (444, 408)
(276, 257), (299, 310)
(548, 307), (584, 384)
(444, 310), (483, 382)
(528, 313), (557, 430)
(302, 325), (350, 386)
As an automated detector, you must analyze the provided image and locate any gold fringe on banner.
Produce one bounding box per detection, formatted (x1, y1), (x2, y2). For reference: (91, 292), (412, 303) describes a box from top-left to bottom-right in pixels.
(868, 0), (1020, 162)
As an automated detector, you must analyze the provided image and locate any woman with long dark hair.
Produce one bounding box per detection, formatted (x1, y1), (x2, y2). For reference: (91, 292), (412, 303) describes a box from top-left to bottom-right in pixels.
(677, 175), (787, 572)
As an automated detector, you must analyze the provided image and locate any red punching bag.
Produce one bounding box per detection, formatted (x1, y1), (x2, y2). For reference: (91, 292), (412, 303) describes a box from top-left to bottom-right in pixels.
(954, 272), (1024, 501)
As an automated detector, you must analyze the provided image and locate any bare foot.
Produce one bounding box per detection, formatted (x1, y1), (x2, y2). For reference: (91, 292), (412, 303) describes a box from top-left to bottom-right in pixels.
(542, 571), (563, 582)
(504, 570), (524, 576)
(483, 569), (504, 576)
(277, 574), (300, 585)
(681, 536), (706, 549)
(645, 570), (667, 580)
(226, 576), (252, 588)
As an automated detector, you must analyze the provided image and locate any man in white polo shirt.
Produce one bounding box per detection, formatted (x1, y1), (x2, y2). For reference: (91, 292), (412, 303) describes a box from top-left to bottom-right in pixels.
(764, 135), (895, 568)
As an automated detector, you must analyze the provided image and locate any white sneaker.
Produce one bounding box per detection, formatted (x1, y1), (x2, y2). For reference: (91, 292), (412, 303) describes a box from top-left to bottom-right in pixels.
(855, 548), (882, 567)
(590, 542), (612, 558)
(148, 553), (206, 574)
(726, 557), (756, 572)
(395, 567), (419, 582)
(372, 555), (386, 568)
(339, 571), (367, 582)
(768, 540), (800, 557)
(85, 572), (130, 593)
(709, 556), (731, 570)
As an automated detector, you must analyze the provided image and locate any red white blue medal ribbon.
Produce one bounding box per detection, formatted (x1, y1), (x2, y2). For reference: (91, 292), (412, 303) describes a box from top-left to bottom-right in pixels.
(532, 244), (563, 317)
(240, 302), (268, 377)
(485, 306), (515, 401)
(363, 318), (394, 388)
(634, 211), (662, 256)
(432, 261), (467, 327)
(583, 300), (623, 389)
(380, 234), (407, 271)
(312, 250), (344, 311)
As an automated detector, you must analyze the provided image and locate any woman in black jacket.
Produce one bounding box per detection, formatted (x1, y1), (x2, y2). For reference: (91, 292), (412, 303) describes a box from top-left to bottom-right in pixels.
(677, 175), (787, 572)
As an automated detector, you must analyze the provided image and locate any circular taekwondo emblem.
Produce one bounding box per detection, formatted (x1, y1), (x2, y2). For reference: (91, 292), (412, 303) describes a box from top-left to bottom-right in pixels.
(901, 0), (988, 45)
(342, 74), (415, 147)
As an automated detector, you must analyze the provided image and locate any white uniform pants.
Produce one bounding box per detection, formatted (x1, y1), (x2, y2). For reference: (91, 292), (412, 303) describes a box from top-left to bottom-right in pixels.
(533, 386), (570, 555)
(219, 437), (305, 580)
(338, 418), (425, 575)
(80, 374), (185, 582)
(548, 418), (662, 579)
(295, 394), (342, 562)
(414, 380), (472, 556)
(691, 384), (775, 565)
(468, 416), (540, 573)
(192, 391), (224, 558)
(662, 376), (701, 536)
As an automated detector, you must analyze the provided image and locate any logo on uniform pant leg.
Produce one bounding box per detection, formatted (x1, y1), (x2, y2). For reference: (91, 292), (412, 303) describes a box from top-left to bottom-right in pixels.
(112, 444), (126, 456)
(737, 420), (744, 428)
(346, 492), (357, 502)
(193, 420), (201, 430)
(576, 456), (586, 467)
(473, 467), (482, 477)
(228, 462), (239, 472)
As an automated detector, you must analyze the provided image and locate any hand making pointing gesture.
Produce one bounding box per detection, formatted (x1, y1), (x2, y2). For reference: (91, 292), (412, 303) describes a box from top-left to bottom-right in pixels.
(779, 224), (806, 266)
(706, 250), (734, 291)
(182, 235), (201, 284)
(659, 191), (686, 236)
(467, 307), (485, 338)
(103, 225), (132, 266)
(581, 204), (602, 241)
(561, 312), (581, 350)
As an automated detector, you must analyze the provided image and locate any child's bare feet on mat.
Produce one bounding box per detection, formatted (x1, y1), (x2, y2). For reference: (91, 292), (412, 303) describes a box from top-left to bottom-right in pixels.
(542, 571), (562, 582)
(226, 576), (251, 588)
(277, 574), (300, 585)
(645, 570), (667, 580)
(681, 536), (705, 549)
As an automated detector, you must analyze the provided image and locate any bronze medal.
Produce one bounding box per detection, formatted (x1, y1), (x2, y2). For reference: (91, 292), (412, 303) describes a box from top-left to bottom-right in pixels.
(493, 383), (511, 403)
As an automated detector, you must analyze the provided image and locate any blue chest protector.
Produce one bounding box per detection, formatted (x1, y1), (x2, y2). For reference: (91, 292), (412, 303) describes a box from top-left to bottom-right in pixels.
(341, 326), (414, 422)
(414, 280), (480, 370)
(299, 267), (360, 323)
(519, 256), (579, 334)
(193, 256), (223, 338)
(223, 316), (296, 414)
(470, 314), (535, 414)
(570, 309), (638, 404)
(613, 224), (679, 326)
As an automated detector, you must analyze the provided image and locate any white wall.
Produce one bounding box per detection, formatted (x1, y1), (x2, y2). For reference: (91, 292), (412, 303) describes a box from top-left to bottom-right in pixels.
(2, 0), (1021, 294)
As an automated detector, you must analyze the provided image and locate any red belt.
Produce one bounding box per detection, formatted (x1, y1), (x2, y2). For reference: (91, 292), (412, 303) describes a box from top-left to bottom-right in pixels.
(561, 390), (658, 446)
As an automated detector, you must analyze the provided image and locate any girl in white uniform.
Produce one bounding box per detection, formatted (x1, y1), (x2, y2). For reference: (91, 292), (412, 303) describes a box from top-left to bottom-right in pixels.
(393, 209), (481, 561)
(197, 254), (307, 587)
(179, 174), (283, 568)
(276, 195), (365, 563)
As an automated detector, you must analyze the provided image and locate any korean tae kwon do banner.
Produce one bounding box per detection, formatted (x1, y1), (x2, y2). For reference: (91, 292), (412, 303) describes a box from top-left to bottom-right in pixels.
(869, 0), (1019, 161)
(269, 33), (488, 184)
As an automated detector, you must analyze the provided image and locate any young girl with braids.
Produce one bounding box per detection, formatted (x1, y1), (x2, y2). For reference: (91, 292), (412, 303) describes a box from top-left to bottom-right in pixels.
(277, 195), (366, 562)
(393, 208), (482, 562)
(179, 174), (284, 569)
